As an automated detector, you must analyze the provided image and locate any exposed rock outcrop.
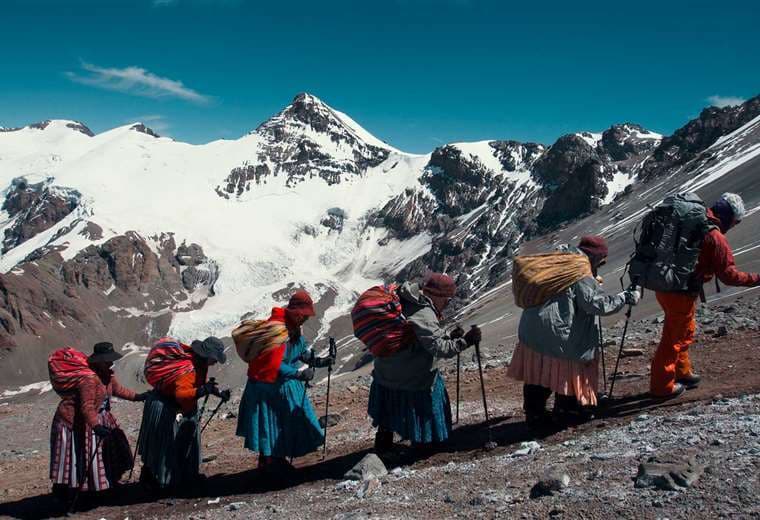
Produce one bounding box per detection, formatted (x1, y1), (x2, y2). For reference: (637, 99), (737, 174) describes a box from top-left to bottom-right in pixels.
(2, 178), (80, 253)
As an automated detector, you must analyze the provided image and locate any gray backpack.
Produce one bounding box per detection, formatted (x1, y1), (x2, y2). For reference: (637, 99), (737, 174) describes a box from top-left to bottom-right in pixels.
(627, 192), (716, 292)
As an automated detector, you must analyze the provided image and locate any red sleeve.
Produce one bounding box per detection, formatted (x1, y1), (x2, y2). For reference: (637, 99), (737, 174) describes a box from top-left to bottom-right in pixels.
(111, 376), (137, 401)
(703, 231), (760, 287)
(78, 376), (101, 428)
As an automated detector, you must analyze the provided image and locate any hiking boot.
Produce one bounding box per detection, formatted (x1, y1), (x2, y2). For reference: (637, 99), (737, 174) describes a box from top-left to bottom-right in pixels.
(677, 373), (701, 390)
(374, 430), (394, 453)
(654, 383), (685, 399)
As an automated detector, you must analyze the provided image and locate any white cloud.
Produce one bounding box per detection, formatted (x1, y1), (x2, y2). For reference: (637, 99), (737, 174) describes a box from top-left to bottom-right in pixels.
(66, 62), (211, 104)
(707, 95), (746, 108)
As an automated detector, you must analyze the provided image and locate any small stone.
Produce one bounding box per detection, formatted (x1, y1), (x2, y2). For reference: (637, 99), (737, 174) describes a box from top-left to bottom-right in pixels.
(207, 497), (220, 505)
(621, 348), (645, 358)
(226, 502), (246, 511)
(530, 468), (570, 498)
(355, 477), (381, 499)
(512, 441), (541, 457)
(715, 326), (728, 337)
(710, 439), (724, 446)
(634, 456), (705, 490)
(635, 414), (650, 422)
(202, 455), (217, 463)
(319, 413), (342, 428)
(222, 411), (237, 420)
(345, 453), (388, 481)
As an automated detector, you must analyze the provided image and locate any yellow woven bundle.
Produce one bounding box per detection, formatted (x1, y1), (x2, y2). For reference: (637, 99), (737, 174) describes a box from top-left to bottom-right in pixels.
(232, 319), (289, 362)
(512, 252), (592, 309)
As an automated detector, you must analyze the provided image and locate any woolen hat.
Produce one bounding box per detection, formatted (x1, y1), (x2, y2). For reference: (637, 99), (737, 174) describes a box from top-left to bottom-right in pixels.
(88, 342), (123, 363)
(287, 290), (316, 317)
(422, 272), (457, 298)
(713, 192), (746, 226)
(190, 336), (227, 364)
(578, 235), (609, 260)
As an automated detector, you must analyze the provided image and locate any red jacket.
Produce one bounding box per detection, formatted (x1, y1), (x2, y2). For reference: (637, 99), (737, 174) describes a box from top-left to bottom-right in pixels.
(693, 209), (760, 288)
(55, 372), (136, 428)
(158, 363), (208, 414)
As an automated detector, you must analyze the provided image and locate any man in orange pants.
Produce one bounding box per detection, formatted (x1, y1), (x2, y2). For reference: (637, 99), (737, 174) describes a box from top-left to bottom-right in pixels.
(651, 193), (760, 397)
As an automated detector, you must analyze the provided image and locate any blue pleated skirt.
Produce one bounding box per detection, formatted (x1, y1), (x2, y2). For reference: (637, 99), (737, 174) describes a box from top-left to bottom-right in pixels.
(235, 378), (324, 458)
(137, 392), (200, 489)
(367, 372), (452, 444)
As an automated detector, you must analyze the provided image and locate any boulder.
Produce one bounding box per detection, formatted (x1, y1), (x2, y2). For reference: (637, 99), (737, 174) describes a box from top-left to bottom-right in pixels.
(344, 453), (388, 481)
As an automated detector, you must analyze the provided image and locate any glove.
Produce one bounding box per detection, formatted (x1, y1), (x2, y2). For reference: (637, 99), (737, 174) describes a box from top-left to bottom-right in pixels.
(464, 327), (482, 346)
(218, 389), (231, 403)
(297, 367), (315, 382)
(312, 355), (335, 368)
(299, 350), (315, 365)
(196, 380), (218, 398)
(93, 425), (111, 438)
(623, 289), (641, 306)
(450, 326), (465, 340)
(134, 391), (151, 402)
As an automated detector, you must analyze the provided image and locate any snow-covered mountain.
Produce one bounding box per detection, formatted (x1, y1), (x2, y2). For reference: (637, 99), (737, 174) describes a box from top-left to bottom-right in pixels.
(0, 92), (758, 385)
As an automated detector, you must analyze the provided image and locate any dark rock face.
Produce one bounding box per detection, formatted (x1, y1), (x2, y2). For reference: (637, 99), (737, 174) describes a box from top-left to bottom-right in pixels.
(601, 124), (660, 161)
(374, 188), (439, 239)
(217, 93), (390, 195)
(220, 162), (272, 196)
(533, 135), (597, 187)
(0, 232), (216, 368)
(130, 123), (160, 138)
(641, 95), (760, 179)
(424, 145), (495, 217)
(321, 207), (347, 232)
(65, 121), (94, 137)
(2, 179), (80, 253)
(388, 141), (544, 298)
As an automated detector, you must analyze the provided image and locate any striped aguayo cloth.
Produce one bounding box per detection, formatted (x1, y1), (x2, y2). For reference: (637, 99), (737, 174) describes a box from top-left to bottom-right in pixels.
(512, 252), (592, 309)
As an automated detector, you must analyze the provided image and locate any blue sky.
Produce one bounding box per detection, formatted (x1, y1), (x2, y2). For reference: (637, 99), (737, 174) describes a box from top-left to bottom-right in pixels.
(2, 0), (758, 153)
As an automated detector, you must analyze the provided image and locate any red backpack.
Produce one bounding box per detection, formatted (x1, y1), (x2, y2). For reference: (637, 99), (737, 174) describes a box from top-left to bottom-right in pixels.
(48, 347), (94, 396)
(351, 284), (413, 357)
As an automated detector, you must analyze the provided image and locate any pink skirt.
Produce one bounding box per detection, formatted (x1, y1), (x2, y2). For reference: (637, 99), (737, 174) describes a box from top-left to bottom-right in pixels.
(507, 342), (599, 406)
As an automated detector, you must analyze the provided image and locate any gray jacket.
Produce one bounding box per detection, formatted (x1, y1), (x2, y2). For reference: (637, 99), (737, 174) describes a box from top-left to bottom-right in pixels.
(518, 276), (627, 363)
(372, 282), (467, 392)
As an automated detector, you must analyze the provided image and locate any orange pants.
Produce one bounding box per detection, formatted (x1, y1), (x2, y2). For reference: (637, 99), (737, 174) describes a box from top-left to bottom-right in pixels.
(650, 292), (697, 396)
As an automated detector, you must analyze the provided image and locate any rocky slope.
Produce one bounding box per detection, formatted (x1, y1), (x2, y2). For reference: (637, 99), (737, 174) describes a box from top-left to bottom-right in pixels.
(0, 93), (758, 389)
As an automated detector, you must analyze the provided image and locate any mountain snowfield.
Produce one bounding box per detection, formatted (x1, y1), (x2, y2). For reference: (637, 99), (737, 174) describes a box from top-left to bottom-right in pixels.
(0, 104), (430, 344)
(1, 92), (759, 389)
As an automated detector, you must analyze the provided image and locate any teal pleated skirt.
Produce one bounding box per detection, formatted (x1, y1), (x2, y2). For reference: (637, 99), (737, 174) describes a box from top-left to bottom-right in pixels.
(137, 392), (200, 488)
(368, 372), (452, 444)
(235, 378), (324, 458)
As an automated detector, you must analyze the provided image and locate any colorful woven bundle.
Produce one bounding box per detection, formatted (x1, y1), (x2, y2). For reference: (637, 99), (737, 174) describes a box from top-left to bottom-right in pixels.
(143, 337), (195, 389)
(48, 347), (95, 396)
(351, 284), (412, 358)
(232, 319), (289, 363)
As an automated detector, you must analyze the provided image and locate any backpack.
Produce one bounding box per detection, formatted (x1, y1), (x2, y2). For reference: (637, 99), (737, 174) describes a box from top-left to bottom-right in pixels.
(512, 252), (593, 308)
(48, 347), (94, 396)
(144, 337), (195, 389)
(351, 284), (412, 358)
(627, 192), (716, 292)
(232, 319), (289, 362)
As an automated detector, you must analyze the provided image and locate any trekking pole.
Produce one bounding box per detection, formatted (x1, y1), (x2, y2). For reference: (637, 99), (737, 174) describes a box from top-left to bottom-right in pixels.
(69, 434), (105, 514)
(127, 417), (145, 482)
(322, 337), (337, 459)
(455, 352), (461, 425)
(598, 316), (607, 395)
(472, 325), (496, 450)
(200, 397), (226, 435)
(608, 276), (639, 400)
